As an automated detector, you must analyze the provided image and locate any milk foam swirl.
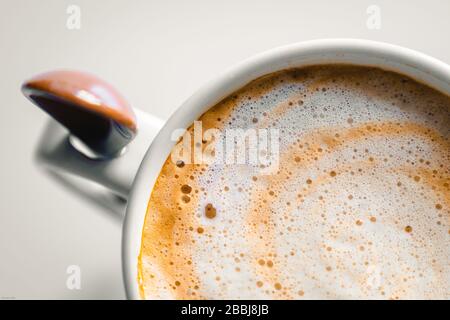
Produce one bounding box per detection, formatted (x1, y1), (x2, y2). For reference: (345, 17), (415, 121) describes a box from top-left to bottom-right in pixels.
(139, 65), (450, 299)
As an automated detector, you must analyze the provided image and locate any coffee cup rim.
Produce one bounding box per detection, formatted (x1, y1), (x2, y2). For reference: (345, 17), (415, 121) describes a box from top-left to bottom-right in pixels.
(122, 38), (450, 300)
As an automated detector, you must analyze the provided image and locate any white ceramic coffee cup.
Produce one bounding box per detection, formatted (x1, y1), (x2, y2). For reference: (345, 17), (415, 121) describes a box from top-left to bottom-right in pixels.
(22, 39), (450, 299)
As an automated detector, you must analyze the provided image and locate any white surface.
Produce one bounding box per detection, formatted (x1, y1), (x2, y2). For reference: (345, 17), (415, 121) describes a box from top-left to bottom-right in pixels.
(1, 0), (450, 299)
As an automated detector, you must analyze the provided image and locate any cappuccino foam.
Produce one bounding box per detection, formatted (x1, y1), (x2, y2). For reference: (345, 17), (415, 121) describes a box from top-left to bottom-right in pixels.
(139, 65), (450, 299)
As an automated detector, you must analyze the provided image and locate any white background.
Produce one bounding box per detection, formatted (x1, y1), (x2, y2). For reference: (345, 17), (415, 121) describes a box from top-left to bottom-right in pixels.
(1, 0), (449, 299)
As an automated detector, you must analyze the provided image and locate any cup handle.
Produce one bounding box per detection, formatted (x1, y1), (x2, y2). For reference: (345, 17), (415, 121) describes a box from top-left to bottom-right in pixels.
(22, 70), (165, 204)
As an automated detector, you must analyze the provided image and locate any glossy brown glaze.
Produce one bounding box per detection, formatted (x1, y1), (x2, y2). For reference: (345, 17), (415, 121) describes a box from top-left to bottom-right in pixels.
(22, 70), (137, 158)
(23, 70), (136, 130)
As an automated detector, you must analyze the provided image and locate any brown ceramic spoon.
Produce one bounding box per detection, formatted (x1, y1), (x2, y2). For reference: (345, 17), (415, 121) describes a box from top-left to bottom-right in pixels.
(22, 70), (137, 159)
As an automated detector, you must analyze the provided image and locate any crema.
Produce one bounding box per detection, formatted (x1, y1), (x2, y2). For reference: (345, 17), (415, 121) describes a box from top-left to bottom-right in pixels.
(139, 65), (450, 300)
